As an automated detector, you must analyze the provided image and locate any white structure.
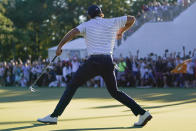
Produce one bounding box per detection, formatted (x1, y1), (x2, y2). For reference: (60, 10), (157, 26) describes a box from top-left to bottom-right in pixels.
(48, 38), (87, 60)
(114, 3), (196, 58)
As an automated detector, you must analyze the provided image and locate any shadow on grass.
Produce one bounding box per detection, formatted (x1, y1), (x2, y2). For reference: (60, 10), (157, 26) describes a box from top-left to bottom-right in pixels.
(144, 99), (196, 109)
(1, 123), (141, 131)
(0, 87), (196, 104)
(0, 115), (140, 131)
(0, 124), (47, 131)
(90, 104), (123, 109)
(0, 114), (129, 126)
(90, 99), (196, 110)
(52, 126), (142, 131)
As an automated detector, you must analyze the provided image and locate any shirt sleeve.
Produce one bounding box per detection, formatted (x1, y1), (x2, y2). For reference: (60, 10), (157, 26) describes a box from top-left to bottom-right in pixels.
(76, 22), (86, 35)
(114, 16), (127, 29)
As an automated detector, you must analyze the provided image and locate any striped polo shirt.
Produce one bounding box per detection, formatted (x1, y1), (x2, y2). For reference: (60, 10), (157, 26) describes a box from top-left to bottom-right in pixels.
(76, 16), (127, 56)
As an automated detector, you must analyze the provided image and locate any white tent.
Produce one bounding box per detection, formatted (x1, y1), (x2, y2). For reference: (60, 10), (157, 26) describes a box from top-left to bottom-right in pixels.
(48, 38), (87, 60)
(114, 3), (196, 58)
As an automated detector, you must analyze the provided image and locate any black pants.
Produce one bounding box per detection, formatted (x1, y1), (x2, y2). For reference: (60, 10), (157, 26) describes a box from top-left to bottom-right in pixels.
(51, 55), (145, 117)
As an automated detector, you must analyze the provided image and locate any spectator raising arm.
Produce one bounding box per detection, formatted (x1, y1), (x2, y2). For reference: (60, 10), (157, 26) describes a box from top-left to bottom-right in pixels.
(192, 48), (196, 57)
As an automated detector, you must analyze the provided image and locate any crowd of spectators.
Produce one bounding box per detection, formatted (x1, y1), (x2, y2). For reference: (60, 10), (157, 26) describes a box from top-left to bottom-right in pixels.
(115, 48), (196, 88)
(138, 0), (193, 22)
(1, 1), (195, 88)
(0, 47), (195, 88)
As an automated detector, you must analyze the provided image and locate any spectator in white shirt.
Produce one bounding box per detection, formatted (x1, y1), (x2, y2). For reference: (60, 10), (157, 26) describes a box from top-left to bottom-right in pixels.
(71, 57), (80, 73)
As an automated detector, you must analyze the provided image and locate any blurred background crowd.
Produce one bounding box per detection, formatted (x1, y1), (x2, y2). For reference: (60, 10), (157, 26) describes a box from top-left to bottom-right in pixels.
(1, 47), (195, 88)
(0, 0), (196, 88)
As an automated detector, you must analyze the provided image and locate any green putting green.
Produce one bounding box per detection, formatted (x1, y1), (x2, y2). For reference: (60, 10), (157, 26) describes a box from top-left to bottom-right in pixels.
(0, 87), (196, 131)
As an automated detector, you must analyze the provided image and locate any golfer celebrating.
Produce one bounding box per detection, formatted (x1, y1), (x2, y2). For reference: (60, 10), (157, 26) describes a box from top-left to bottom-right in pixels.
(38, 5), (152, 126)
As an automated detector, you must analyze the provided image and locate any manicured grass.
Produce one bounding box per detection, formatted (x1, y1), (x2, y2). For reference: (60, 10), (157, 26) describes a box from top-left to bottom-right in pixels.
(0, 87), (196, 131)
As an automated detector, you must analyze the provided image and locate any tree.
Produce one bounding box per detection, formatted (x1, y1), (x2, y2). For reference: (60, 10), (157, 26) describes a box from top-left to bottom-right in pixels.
(0, 1), (15, 61)
(2, 0), (170, 61)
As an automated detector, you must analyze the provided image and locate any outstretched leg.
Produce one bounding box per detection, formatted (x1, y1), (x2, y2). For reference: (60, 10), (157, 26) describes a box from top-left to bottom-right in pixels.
(101, 63), (145, 116)
(51, 59), (98, 117)
(101, 59), (152, 126)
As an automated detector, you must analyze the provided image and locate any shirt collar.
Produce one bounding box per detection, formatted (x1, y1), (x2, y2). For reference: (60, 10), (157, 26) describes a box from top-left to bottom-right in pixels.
(95, 16), (102, 19)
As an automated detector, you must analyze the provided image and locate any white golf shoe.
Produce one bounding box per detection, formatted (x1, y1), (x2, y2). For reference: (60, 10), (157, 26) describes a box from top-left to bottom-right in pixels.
(37, 114), (57, 124)
(134, 111), (152, 126)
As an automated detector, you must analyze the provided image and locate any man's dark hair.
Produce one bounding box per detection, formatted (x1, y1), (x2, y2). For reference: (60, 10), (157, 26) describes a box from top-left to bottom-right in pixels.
(87, 5), (102, 18)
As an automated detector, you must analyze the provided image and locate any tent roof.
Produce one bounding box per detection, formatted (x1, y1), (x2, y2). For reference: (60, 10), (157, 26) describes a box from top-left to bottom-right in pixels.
(48, 38), (86, 51)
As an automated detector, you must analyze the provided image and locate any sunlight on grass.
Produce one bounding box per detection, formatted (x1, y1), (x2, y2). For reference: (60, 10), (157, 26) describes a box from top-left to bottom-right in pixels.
(0, 87), (196, 131)
(144, 93), (171, 98)
(0, 91), (26, 98)
(0, 89), (9, 93)
(190, 92), (196, 96)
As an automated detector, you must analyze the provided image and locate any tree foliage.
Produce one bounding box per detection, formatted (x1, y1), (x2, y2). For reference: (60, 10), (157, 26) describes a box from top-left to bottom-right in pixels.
(0, 1), (15, 61)
(0, 0), (176, 61)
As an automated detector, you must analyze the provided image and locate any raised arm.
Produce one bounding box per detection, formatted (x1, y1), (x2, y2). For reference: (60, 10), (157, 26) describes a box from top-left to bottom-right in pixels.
(117, 16), (136, 39)
(56, 28), (80, 56)
(120, 16), (136, 33)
